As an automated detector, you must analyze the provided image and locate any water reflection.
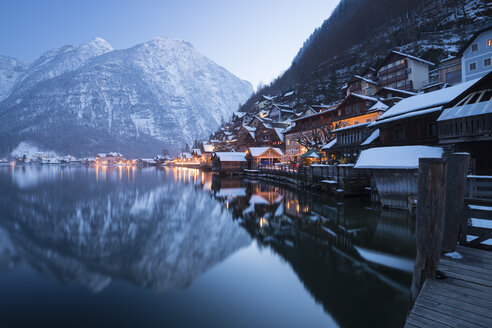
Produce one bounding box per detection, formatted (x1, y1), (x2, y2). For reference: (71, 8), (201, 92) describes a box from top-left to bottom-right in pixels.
(0, 165), (415, 327)
(0, 166), (251, 292)
(209, 174), (416, 327)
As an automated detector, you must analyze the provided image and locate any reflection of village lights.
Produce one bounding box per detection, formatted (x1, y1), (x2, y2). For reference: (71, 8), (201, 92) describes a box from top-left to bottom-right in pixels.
(226, 200), (229, 210)
(296, 204), (300, 213)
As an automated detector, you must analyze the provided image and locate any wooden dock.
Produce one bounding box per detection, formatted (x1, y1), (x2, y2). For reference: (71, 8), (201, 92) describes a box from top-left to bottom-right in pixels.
(405, 245), (492, 328)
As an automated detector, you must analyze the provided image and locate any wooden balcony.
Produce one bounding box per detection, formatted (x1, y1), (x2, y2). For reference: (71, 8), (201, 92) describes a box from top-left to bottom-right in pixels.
(378, 62), (407, 77)
(439, 116), (492, 143)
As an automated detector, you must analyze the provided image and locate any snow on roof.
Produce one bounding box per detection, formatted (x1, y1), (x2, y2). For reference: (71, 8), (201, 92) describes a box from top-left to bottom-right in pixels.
(370, 106), (442, 127)
(97, 153), (107, 157)
(438, 101), (492, 121)
(391, 50), (434, 66)
(350, 93), (378, 102)
(262, 95), (276, 101)
(274, 127), (285, 142)
(284, 91), (295, 97)
(354, 146), (444, 169)
(214, 152), (247, 162)
(321, 138), (337, 150)
(332, 122), (371, 133)
(353, 75), (377, 85)
(108, 152), (122, 156)
(368, 101), (389, 112)
(203, 144), (214, 152)
(234, 112), (247, 118)
(248, 147), (283, 157)
(380, 87), (417, 96)
(249, 131), (255, 139)
(361, 129), (379, 146)
(375, 79), (478, 122)
(242, 125), (256, 131)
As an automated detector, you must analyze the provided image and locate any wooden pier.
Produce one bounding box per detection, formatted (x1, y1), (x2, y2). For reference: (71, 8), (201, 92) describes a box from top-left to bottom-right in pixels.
(405, 245), (492, 328)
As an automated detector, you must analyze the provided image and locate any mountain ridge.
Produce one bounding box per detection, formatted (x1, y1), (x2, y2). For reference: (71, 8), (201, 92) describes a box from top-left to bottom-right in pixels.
(0, 36), (253, 157)
(239, 0), (491, 111)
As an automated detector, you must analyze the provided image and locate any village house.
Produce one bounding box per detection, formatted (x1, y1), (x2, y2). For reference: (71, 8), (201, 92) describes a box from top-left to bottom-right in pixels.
(246, 147), (283, 169)
(254, 121), (286, 149)
(438, 56), (462, 85)
(283, 105), (337, 162)
(345, 68), (379, 97)
(212, 152), (248, 173)
(437, 71), (492, 174)
(369, 79), (479, 147)
(376, 50), (434, 92)
(459, 19), (492, 82)
(95, 152), (124, 164)
(325, 101), (389, 161)
(236, 125), (256, 151)
(232, 112), (250, 131)
(268, 104), (296, 123)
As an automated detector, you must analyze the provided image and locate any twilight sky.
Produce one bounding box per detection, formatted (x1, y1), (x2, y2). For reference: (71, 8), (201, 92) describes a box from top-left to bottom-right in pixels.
(0, 0), (338, 89)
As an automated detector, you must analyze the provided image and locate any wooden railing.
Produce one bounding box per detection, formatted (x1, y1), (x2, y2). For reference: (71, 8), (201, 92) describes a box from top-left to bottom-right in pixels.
(460, 175), (492, 250)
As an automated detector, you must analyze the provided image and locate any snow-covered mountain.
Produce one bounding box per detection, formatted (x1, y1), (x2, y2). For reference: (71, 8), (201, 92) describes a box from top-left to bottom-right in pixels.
(0, 37), (253, 157)
(0, 55), (28, 101)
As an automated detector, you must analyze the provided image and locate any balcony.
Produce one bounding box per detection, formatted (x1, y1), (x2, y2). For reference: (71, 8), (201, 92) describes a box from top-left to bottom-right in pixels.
(378, 62), (407, 77)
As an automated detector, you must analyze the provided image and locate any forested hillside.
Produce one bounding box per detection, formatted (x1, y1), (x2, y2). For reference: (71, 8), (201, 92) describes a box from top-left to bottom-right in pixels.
(239, 0), (491, 111)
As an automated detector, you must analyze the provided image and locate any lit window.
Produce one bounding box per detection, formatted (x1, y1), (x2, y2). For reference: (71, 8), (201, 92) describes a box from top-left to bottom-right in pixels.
(488, 39), (492, 47)
(470, 62), (477, 71)
(484, 58), (491, 67)
(471, 43), (478, 52)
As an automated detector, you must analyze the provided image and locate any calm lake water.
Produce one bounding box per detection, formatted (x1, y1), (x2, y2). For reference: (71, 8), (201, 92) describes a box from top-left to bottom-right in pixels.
(0, 165), (416, 327)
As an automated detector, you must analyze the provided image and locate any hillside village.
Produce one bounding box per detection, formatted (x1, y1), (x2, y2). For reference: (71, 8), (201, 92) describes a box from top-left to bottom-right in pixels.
(174, 20), (491, 180)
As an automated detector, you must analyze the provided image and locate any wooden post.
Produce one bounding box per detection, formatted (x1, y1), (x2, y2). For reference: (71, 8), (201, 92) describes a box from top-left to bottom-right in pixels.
(441, 153), (470, 253)
(409, 158), (445, 312)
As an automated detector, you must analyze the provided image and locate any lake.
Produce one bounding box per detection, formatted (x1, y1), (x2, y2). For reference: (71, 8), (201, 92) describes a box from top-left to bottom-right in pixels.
(0, 165), (416, 327)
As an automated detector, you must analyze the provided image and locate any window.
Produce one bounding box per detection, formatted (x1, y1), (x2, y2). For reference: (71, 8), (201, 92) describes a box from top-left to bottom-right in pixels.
(470, 62), (477, 71)
(427, 123), (437, 137)
(394, 127), (405, 141)
(488, 39), (492, 47)
(446, 70), (461, 84)
(366, 119), (372, 122)
(471, 43), (479, 52)
(484, 58), (491, 67)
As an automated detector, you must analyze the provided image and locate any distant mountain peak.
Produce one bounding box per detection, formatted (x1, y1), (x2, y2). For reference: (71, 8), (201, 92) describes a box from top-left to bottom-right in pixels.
(0, 36), (253, 157)
(84, 37), (113, 52)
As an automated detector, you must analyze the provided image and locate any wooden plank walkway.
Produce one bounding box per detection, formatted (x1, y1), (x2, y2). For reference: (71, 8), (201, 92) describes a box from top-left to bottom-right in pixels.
(405, 246), (492, 327)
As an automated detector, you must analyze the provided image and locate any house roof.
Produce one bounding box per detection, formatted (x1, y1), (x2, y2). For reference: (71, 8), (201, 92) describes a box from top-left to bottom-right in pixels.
(368, 101), (389, 112)
(332, 121), (372, 133)
(380, 87), (417, 96)
(321, 138), (337, 150)
(274, 127), (285, 142)
(457, 18), (492, 56)
(203, 144), (214, 152)
(353, 75), (378, 85)
(438, 99), (492, 122)
(301, 149), (322, 158)
(372, 79), (479, 125)
(233, 112), (247, 119)
(361, 129), (380, 146)
(214, 152), (247, 162)
(248, 147), (283, 157)
(390, 50), (435, 66)
(370, 106), (442, 127)
(354, 146), (444, 169)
